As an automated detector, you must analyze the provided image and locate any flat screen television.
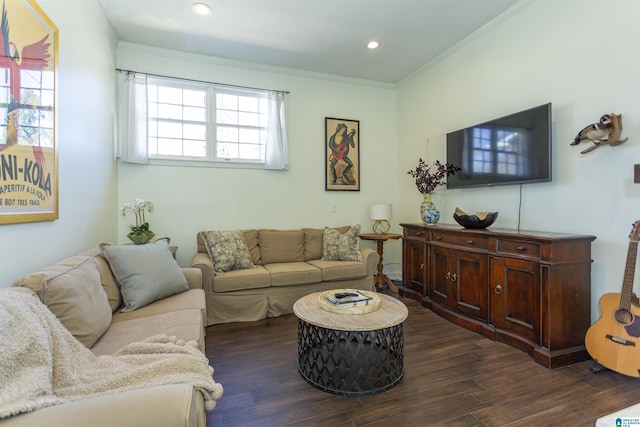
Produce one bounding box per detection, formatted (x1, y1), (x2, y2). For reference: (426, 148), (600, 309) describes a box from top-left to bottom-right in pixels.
(446, 103), (552, 189)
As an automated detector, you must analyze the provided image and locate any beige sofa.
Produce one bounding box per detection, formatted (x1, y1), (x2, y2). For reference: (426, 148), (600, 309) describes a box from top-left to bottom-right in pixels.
(191, 226), (379, 325)
(0, 240), (216, 427)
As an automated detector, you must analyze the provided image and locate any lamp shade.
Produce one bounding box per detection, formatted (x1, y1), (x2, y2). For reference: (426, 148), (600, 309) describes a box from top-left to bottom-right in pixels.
(370, 204), (392, 220)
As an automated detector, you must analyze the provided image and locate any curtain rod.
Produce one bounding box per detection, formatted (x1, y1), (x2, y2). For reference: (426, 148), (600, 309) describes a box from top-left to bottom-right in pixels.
(115, 68), (290, 94)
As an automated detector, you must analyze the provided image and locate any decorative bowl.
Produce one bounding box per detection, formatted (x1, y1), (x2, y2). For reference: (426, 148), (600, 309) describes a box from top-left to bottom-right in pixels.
(453, 208), (498, 229)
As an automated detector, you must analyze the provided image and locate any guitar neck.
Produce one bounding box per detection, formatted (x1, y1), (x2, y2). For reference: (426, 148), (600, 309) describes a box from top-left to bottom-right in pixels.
(621, 240), (639, 311)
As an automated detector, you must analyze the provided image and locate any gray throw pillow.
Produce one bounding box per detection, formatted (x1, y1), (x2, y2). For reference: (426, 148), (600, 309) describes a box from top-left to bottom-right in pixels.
(100, 239), (189, 312)
(201, 230), (255, 273)
(322, 224), (363, 262)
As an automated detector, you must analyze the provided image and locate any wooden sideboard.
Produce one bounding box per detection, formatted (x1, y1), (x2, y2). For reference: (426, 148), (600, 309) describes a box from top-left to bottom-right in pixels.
(400, 223), (596, 368)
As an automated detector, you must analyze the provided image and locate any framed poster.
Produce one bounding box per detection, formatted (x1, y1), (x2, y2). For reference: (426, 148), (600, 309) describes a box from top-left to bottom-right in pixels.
(325, 117), (360, 191)
(0, 0), (58, 224)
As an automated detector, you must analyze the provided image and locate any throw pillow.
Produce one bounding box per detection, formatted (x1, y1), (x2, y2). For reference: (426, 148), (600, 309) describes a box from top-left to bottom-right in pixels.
(322, 224), (363, 262)
(303, 226), (351, 261)
(100, 239), (189, 312)
(11, 256), (112, 348)
(201, 230), (255, 273)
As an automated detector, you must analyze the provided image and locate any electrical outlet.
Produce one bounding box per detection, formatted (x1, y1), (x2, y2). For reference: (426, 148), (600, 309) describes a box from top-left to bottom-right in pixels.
(332, 204), (337, 213)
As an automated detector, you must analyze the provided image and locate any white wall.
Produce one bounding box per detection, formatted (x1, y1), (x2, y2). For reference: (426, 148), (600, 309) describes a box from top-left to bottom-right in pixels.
(116, 44), (401, 272)
(0, 0), (118, 287)
(397, 0), (640, 322)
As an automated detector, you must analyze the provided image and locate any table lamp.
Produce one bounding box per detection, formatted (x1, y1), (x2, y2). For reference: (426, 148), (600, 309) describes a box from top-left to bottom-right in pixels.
(370, 204), (392, 234)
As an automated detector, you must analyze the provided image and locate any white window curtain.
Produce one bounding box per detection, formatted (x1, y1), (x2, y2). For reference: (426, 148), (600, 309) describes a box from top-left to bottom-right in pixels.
(117, 72), (149, 164)
(264, 90), (289, 170)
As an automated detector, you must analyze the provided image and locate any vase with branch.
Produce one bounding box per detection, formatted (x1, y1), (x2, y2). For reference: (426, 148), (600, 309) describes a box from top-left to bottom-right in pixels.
(407, 159), (460, 225)
(121, 198), (155, 244)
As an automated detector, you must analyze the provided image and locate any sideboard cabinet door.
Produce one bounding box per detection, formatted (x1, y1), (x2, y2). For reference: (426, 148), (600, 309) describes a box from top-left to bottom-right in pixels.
(402, 238), (427, 299)
(431, 246), (488, 322)
(490, 257), (540, 349)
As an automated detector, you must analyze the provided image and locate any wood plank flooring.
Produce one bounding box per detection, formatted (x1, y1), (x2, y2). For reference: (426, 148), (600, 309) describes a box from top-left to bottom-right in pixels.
(205, 291), (640, 426)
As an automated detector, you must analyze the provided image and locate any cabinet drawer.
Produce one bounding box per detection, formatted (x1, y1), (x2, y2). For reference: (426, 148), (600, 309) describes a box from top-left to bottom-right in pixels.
(431, 232), (488, 250)
(405, 227), (428, 239)
(495, 239), (540, 259)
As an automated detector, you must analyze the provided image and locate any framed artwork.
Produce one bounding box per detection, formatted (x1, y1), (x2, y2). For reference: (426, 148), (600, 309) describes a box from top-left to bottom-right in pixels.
(0, 0), (58, 224)
(325, 117), (360, 191)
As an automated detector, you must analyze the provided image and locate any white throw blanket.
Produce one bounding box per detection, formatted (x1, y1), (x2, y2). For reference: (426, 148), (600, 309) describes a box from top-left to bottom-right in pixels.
(0, 289), (223, 419)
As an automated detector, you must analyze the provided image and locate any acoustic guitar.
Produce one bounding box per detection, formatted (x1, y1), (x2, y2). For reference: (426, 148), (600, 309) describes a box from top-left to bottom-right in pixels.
(585, 221), (640, 377)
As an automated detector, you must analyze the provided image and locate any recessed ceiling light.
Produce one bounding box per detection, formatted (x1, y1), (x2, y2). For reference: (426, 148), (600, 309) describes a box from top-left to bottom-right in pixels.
(367, 41), (379, 50)
(192, 3), (212, 16)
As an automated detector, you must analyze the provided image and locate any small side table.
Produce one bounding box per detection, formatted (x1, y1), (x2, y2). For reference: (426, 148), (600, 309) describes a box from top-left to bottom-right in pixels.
(359, 232), (402, 292)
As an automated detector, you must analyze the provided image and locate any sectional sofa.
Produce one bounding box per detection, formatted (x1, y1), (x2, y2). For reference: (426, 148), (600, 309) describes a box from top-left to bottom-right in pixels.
(0, 239), (221, 427)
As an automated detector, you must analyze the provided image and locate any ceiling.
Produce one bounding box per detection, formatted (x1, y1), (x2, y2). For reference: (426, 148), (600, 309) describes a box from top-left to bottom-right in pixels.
(97, 0), (520, 84)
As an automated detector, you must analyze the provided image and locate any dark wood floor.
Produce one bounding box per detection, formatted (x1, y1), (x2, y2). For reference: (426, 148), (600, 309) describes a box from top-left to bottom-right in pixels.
(204, 291), (640, 426)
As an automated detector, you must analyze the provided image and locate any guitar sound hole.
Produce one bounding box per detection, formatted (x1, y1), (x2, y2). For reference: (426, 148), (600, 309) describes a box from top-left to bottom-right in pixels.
(615, 308), (633, 324)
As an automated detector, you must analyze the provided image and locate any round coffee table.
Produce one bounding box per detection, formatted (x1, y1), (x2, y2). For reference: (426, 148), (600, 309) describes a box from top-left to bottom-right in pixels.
(293, 291), (408, 396)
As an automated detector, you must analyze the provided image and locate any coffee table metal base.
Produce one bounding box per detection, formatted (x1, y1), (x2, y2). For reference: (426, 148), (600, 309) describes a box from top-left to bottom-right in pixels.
(296, 319), (404, 396)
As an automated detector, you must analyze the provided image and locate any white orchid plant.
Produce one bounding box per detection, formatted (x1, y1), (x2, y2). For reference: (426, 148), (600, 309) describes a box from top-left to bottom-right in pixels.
(120, 198), (154, 236)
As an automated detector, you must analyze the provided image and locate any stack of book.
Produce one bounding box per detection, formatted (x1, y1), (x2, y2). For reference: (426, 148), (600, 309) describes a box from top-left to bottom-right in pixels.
(324, 291), (373, 307)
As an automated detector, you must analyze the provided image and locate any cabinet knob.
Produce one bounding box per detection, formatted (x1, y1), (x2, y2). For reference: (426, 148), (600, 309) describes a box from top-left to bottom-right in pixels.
(466, 239), (474, 244)
(517, 246), (526, 251)
(446, 272), (451, 280)
(420, 263), (424, 270)
(494, 285), (503, 295)
(435, 235), (442, 240)
(451, 274), (457, 282)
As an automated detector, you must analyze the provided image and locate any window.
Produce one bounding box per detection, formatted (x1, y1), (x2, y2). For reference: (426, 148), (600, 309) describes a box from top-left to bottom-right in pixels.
(215, 90), (268, 161)
(146, 77), (270, 164)
(147, 80), (207, 158)
(118, 72), (288, 169)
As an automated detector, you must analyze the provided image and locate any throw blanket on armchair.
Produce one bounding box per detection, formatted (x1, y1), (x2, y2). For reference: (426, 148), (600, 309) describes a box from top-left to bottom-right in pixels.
(0, 289), (223, 419)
